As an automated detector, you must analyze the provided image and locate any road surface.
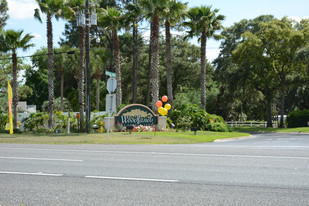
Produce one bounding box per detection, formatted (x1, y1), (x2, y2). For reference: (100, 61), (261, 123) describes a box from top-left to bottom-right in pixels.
(0, 133), (308, 205)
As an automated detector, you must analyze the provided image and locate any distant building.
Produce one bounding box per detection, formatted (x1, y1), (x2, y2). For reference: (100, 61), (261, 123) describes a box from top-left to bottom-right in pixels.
(17, 101), (36, 113)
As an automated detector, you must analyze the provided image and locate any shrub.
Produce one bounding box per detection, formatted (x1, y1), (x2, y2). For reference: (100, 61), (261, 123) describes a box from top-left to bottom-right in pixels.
(171, 104), (229, 132)
(287, 110), (309, 128)
(91, 113), (108, 133)
(22, 112), (49, 131)
(207, 122), (229, 132)
(0, 113), (9, 130)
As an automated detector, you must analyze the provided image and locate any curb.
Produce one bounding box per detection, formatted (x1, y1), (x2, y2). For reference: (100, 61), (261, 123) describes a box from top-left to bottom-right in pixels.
(214, 135), (255, 143)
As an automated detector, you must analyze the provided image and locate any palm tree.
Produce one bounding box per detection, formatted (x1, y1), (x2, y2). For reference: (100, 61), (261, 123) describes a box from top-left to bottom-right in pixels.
(124, 1), (143, 103)
(139, 0), (169, 112)
(98, 7), (124, 108)
(54, 46), (71, 111)
(34, 0), (65, 128)
(162, 0), (187, 111)
(184, 6), (225, 111)
(0, 29), (34, 128)
(64, 0), (86, 131)
(91, 48), (111, 110)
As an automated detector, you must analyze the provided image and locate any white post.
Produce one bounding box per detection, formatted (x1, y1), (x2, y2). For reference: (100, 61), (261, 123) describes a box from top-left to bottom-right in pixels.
(67, 113), (70, 134)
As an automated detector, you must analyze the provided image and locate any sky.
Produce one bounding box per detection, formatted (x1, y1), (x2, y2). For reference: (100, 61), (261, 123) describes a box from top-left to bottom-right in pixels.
(4, 0), (309, 64)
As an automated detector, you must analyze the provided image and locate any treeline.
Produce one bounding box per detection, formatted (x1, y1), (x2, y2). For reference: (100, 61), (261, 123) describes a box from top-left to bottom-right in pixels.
(0, 0), (308, 130)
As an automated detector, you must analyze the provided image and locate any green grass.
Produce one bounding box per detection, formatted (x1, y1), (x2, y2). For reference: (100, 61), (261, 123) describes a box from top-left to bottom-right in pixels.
(0, 130), (250, 145)
(232, 127), (309, 133)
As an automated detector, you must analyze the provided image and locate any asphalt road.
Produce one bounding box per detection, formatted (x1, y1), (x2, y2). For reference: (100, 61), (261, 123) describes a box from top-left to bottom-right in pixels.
(0, 133), (309, 206)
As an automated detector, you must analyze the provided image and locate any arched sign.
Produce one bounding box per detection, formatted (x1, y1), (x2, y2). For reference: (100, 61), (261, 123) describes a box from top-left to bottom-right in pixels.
(114, 104), (158, 126)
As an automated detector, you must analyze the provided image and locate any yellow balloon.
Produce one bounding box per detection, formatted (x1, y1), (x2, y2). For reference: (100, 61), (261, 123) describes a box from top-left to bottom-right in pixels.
(164, 103), (171, 111)
(161, 108), (168, 116)
(158, 107), (164, 114)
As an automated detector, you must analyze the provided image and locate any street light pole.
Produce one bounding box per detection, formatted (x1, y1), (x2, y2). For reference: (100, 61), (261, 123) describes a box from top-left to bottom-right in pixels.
(85, 0), (91, 133)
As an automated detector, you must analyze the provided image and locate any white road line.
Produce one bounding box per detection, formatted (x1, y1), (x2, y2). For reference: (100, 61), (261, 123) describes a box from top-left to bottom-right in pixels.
(0, 157), (83, 162)
(0, 171), (63, 177)
(85, 176), (179, 183)
(1, 148), (309, 160)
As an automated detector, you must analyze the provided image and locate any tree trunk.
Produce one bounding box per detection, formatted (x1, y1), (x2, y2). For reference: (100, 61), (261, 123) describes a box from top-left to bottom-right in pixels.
(132, 22), (138, 103)
(60, 68), (64, 111)
(96, 76), (100, 111)
(12, 52), (18, 129)
(165, 19), (173, 113)
(279, 77), (286, 128)
(151, 14), (160, 112)
(78, 26), (85, 131)
(265, 90), (273, 128)
(146, 22), (152, 107)
(47, 14), (54, 128)
(113, 29), (122, 107)
(200, 25), (207, 111)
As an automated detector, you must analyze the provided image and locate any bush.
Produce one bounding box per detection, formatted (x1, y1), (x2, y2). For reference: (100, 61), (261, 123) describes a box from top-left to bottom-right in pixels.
(22, 112), (49, 131)
(287, 110), (309, 128)
(207, 122), (229, 132)
(171, 104), (229, 132)
(91, 113), (108, 133)
(0, 113), (9, 130)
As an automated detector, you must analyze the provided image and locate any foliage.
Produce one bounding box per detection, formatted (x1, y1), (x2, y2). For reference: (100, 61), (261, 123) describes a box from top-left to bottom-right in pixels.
(0, 0), (9, 30)
(0, 113), (8, 130)
(90, 112), (108, 132)
(176, 116), (192, 132)
(53, 111), (78, 130)
(287, 110), (309, 128)
(171, 104), (228, 132)
(22, 112), (49, 131)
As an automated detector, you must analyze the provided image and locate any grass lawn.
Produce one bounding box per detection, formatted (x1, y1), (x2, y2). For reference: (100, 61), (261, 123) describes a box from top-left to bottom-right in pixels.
(232, 127), (309, 133)
(0, 130), (250, 145)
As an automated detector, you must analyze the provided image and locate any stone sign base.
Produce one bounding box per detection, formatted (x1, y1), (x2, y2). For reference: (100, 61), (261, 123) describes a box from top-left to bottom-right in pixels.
(104, 116), (167, 131)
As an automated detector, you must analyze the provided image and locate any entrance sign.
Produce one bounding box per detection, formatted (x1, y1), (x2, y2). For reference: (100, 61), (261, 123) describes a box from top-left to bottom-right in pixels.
(115, 104), (158, 126)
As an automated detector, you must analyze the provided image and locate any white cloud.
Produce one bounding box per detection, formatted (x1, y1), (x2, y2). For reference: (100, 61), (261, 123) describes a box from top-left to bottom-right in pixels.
(7, 0), (38, 20)
(32, 33), (42, 39)
(288, 16), (309, 22)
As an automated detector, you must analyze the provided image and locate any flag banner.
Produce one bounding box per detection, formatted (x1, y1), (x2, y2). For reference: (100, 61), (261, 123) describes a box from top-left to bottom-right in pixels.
(8, 81), (13, 134)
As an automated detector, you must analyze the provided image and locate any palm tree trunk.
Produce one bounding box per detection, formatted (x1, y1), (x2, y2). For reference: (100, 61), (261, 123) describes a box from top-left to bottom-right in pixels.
(151, 14), (160, 112)
(132, 23), (138, 103)
(113, 29), (122, 107)
(78, 26), (85, 131)
(47, 14), (54, 128)
(96, 76), (100, 111)
(165, 19), (173, 113)
(200, 25), (207, 111)
(12, 52), (18, 129)
(146, 22), (153, 107)
(60, 69), (64, 111)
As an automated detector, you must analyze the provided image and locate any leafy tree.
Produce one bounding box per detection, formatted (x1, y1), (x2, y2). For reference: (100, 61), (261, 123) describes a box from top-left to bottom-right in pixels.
(0, 29), (34, 129)
(256, 18), (307, 127)
(184, 6), (225, 111)
(214, 15), (275, 121)
(0, 0), (8, 30)
(34, 0), (65, 128)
